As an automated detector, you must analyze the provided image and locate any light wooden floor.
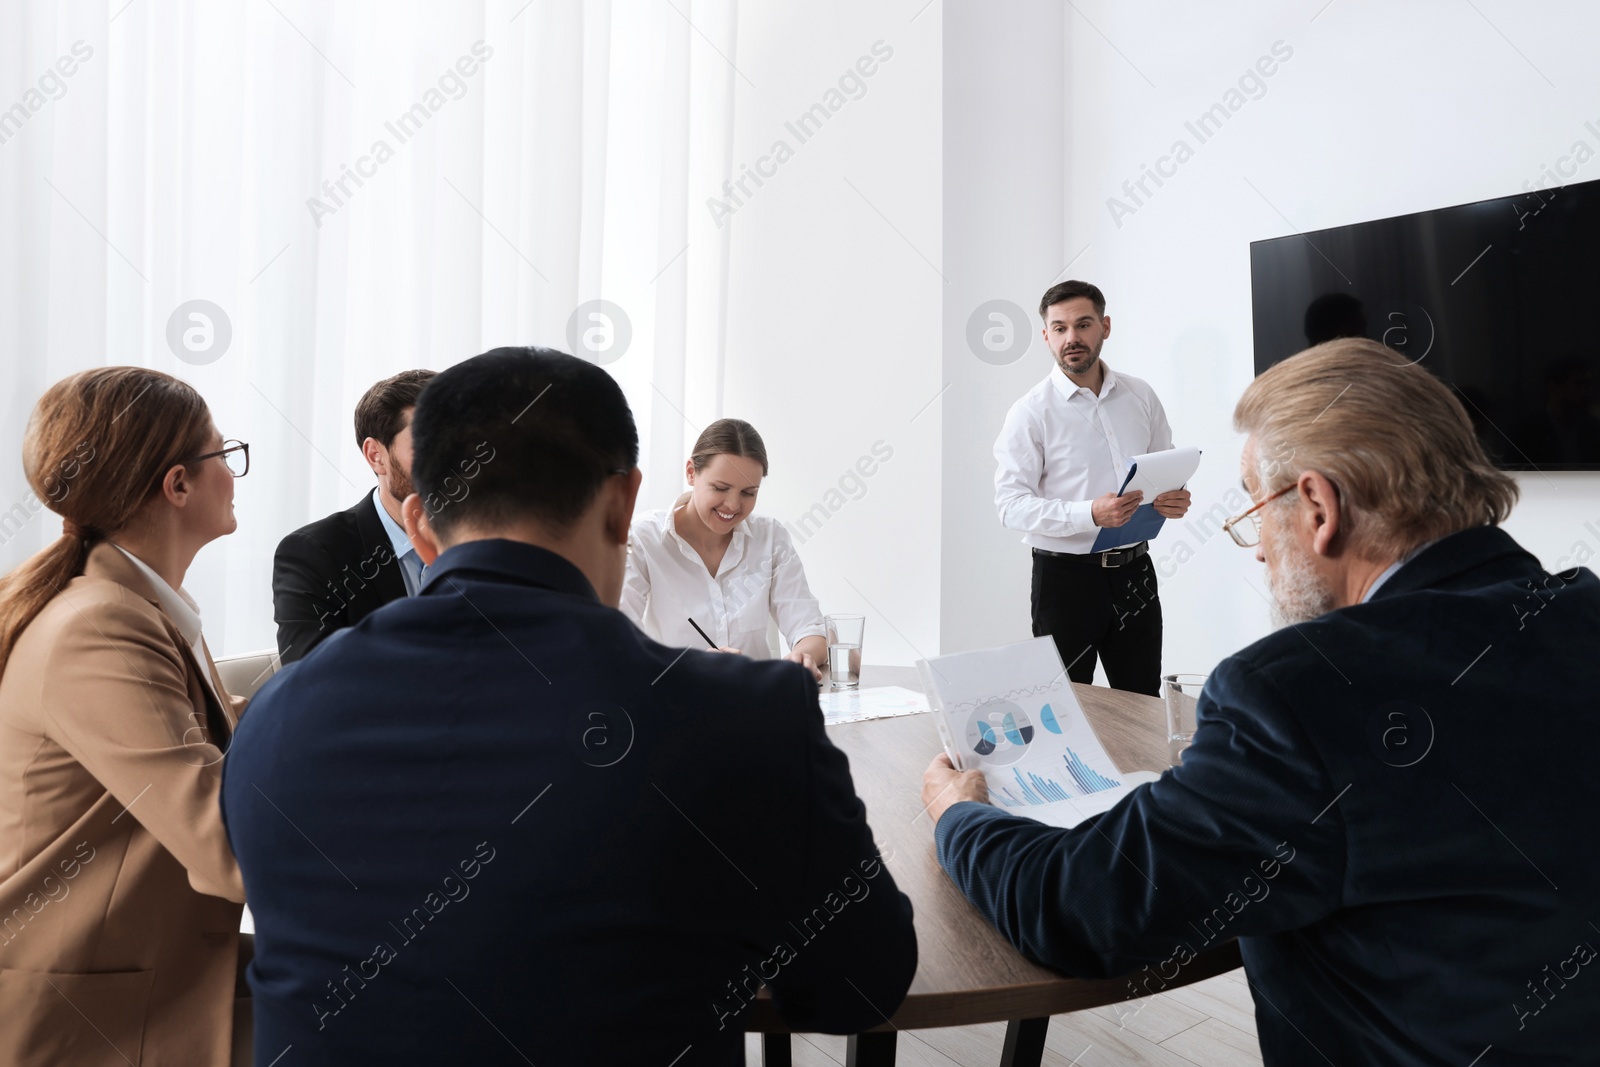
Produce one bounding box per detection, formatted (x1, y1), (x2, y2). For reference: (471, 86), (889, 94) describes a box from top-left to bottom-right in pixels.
(742, 969), (1262, 1067)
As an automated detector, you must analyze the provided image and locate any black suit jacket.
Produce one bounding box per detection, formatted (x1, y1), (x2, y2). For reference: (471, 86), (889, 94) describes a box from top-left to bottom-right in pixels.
(271, 493), (408, 664)
(937, 526), (1600, 1065)
(224, 538), (917, 1065)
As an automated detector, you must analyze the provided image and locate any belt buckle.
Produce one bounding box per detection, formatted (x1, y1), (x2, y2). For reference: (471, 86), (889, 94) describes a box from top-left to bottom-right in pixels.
(1100, 549), (1120, 568)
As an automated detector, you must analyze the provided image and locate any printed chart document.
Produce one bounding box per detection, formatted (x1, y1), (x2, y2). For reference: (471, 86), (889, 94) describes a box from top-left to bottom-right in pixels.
(1090, 445), (1202, 553)
(818, 685), (928, 726)
(917, 636), (1158, 828)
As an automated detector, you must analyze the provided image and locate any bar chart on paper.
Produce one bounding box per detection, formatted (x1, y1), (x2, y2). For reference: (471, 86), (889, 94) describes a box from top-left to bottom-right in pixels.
(992, 747), (1123, 807)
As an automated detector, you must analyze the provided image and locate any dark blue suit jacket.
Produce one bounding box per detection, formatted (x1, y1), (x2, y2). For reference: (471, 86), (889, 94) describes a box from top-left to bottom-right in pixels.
(224, 539), (916, 1066)
(937, 526), (1600, 1065)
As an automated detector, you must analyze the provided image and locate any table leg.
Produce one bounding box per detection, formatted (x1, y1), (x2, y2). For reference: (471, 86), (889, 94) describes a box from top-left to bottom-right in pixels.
(761, 1033), (792, 1067)
(846, 1031), (897, 1066)
(1000, 1017), (1049, 1067)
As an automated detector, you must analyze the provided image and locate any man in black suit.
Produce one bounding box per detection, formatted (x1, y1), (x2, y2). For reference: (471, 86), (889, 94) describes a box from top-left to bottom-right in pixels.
(923, 339), (1600, 1065)
(224, 347), (916, 1065)
(271, 369), (436, 664)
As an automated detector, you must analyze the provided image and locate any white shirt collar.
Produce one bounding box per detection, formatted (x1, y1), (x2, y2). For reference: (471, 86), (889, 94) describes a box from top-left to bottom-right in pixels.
(661, 501), (750, 554)
(1048, 362), (1119, 402)
(110, 544), (205, 647)
(372, 487), (415, 561)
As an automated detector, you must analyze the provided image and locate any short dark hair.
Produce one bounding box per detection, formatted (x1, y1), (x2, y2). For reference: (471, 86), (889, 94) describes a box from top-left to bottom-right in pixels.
(410, 347), (639, 537)
(354, 370), (437, 450)
(1038, 280), (1106, 320)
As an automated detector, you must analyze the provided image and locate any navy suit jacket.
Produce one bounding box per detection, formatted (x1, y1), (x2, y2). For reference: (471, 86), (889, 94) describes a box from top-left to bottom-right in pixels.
(224, 539), (916, 1066)
(937, 526), (1600, 1065)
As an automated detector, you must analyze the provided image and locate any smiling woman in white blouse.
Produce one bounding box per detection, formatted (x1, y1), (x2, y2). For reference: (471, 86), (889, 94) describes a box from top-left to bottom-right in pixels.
(622, 418), (828, 680)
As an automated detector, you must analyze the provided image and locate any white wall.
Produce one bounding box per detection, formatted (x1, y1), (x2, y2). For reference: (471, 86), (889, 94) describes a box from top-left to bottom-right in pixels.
(940, 1), (1066, 661)
(939, 0), (1600, 677)
(719, 2), (942, 665)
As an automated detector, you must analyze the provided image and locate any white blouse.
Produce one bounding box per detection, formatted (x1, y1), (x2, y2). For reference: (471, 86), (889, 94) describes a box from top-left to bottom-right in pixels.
(621, 507), (827, 658)
(110, 543), (227, 714)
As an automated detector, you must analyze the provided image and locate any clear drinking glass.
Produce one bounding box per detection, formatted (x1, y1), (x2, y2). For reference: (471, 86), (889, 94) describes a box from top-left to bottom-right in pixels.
(825, 614), (865, 690)
(1162, 673), (1206, 765)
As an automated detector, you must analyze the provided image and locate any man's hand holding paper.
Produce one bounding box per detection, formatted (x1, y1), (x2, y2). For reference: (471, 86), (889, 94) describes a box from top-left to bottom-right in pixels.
(920, 753), (989, 826)
(1091, 490), (1144, 527)
(1152, 488), (1192, 518)
(1088, 445), (1201, 551)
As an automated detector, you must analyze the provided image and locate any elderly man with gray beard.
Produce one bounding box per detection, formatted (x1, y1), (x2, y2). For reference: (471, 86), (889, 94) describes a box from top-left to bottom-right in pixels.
(922, 338), (1600, 1066)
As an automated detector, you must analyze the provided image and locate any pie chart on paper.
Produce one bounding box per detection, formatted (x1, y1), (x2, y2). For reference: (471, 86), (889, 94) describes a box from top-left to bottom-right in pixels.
(1039, 702), (1063, 734)
(965, 700), (1033, 765)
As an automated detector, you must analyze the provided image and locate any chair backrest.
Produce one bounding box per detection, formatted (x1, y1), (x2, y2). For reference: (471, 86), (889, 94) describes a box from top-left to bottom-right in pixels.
(214, 647), (281, 699)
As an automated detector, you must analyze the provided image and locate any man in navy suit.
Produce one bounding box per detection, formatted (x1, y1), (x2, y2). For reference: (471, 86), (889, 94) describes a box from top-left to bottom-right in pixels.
(224, 347), (916, 1065)
(923, 339), (1600, 1065)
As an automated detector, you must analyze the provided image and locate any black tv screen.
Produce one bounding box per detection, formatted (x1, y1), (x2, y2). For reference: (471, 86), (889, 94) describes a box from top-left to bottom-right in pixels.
(1250, 176), (1600, 471)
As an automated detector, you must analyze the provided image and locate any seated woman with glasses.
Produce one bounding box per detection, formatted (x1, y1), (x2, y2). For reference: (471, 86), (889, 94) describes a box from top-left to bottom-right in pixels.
(621, 418), (828, 680)
(0, 367), (254, 1065)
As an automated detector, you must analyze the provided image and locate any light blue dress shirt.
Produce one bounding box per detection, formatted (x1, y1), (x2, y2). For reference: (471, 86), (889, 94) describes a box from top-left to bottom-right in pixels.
(1362, 539), (1434, 603)
(372, 488), (423, 595)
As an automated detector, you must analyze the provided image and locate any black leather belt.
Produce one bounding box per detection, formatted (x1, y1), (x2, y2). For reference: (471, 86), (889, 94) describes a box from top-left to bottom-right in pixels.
(1032, 542), (1149, 568)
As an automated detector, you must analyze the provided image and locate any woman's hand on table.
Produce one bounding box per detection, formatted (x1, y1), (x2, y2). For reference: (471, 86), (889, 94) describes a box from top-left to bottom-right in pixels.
(784, 648), (823, 683)
(921, 753), (990, 826)
(787, 635), (827, 683)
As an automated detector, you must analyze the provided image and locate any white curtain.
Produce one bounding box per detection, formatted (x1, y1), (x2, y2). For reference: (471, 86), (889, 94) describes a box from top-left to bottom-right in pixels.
(0, 0), (740, 655)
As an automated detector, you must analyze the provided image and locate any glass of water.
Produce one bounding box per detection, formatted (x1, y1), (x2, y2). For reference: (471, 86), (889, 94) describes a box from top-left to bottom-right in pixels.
(825, 614), (865, 690)
(1162, 673), (1206, 765)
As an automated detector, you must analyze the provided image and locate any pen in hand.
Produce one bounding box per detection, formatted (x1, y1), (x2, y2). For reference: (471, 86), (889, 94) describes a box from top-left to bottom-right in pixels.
(686, 617), (719, 649)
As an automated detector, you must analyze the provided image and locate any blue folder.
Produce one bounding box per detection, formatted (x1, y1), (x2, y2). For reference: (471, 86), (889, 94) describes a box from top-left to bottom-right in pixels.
(1090, 463), (1167, 553)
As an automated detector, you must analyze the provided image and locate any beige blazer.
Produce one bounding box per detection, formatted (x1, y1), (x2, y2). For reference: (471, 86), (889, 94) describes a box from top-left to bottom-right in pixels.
(0, 543), (248, 1066)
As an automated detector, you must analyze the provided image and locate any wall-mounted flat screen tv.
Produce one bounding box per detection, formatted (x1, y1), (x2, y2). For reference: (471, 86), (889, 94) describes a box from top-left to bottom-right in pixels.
(1250, 176), (1600, 471)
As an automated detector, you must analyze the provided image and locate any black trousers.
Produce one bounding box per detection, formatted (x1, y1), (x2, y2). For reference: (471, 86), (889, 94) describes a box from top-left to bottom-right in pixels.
(1030, 549), (1163, 697)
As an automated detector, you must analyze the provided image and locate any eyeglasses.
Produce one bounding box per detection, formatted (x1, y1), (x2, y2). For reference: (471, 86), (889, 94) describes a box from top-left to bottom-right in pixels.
(1221, 483), (1295, 547)
(180, 440), (250, 478)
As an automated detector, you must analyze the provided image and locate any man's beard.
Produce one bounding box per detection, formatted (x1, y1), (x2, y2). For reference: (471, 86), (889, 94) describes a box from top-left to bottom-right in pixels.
(1056, 338), (1102, 376)
(387, 460), (415, 503)
(1264, 518), (1335, 628)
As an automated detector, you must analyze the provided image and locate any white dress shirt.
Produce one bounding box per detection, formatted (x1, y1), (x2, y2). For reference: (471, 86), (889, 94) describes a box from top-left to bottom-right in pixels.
(994, 363), (1173, 554)
(111, 543), (229, 716)
(372, 488), (423, 594)
(622, 507), (827, 658)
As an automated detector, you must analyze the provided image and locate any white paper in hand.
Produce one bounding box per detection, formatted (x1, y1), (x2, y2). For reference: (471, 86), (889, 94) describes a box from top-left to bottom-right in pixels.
(1121, 445), (1201, 498)
(919, 637), (1135, 816)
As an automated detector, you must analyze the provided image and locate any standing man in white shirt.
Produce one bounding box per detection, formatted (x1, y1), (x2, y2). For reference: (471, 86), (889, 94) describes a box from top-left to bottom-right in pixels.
(993, 281), (1190, 695)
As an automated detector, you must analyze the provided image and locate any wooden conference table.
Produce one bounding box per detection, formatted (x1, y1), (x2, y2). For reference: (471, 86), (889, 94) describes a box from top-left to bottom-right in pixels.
(747, 666), (1242, 1067)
